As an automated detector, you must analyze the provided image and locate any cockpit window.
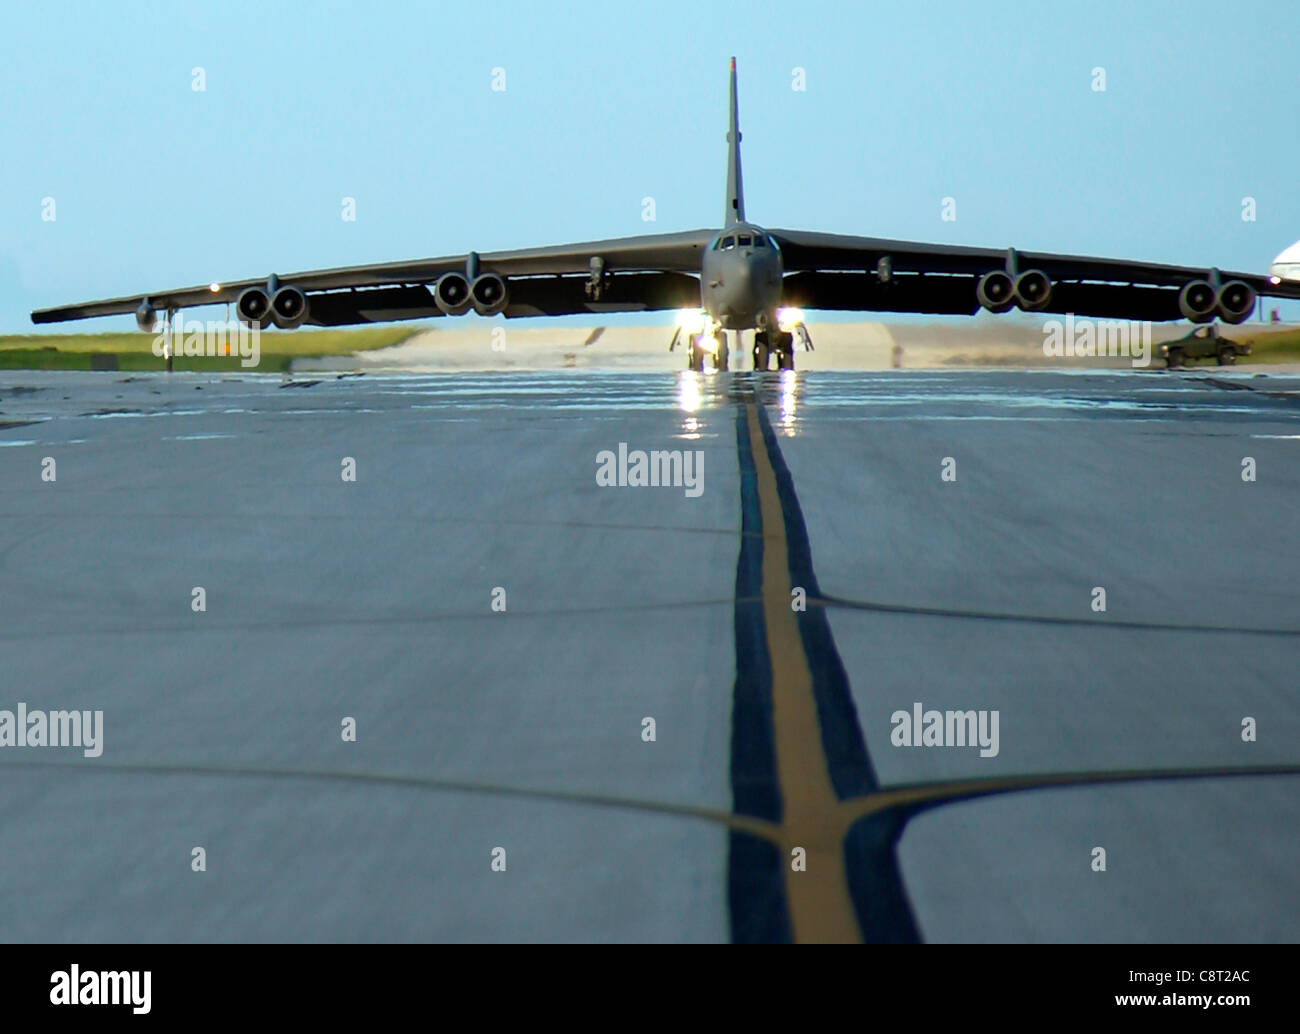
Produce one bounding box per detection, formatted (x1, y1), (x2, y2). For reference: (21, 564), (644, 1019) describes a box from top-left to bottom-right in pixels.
(715, 234), (762, 250)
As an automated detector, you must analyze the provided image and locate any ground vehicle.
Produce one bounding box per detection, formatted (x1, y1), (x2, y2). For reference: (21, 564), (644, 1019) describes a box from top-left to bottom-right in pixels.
(1160, 325), (1250, 368)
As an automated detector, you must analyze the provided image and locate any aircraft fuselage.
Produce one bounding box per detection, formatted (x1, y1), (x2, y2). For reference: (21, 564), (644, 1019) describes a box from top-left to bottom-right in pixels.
(701, 225), (783, 331)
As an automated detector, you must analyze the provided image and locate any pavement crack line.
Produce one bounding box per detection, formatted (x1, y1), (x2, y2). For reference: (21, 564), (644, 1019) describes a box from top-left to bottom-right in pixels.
(0, 598), (737, 643)
(0, 759), (780, 841)
(812, 594), (1300, 638)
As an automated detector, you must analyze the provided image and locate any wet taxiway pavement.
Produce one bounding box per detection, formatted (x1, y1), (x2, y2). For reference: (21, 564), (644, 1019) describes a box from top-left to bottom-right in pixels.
(0, 367), (1297, 941)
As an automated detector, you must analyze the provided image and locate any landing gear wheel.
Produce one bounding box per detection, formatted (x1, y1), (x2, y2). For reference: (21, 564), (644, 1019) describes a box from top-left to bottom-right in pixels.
(753, 331), (771, 371)
(715, 344), (729, 371)
(687, 340), (704, 372)
(1217, 347), (1236, 366)
(1166, 347), (1185, 369)
(775, 330), (795, 371)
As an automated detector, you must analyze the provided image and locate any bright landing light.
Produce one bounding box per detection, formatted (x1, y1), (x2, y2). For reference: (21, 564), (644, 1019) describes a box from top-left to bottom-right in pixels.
(776, 306), (804, 332)
(676, 308), (708, 335)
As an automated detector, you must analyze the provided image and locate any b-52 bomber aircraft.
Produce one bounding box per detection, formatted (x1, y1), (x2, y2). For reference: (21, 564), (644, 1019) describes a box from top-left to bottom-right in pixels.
(32, 58), (1300, 371)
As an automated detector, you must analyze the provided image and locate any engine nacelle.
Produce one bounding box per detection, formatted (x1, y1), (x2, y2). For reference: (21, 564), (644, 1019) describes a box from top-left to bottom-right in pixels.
(236, 286), (273, 329)
(271, 285), (309, 329)
(1014, 269), (1053, 311)
(470, 273), (508, 316)
(976, 270), (1016, 313)
(434, 272), (472, 316)
(1178, 279), (1217, 323)
(1215, 280), (1255, 324)
(135, 302), (157, 333)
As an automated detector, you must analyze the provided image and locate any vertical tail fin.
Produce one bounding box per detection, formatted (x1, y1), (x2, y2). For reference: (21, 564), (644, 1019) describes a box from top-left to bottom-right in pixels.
(725, 57), (745, 226)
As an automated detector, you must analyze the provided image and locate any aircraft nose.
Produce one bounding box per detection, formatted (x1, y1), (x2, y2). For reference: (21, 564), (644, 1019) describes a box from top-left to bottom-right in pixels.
(730, 260), (751, 291)
(714, 256), (758, 322)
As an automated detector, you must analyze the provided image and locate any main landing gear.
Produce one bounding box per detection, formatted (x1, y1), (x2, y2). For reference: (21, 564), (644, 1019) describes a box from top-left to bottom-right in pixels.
(671, 312), (814, 372)
(671, 319), (730, 372)
(753, 329), (795, 371)
(683, 331), (728, 372)
(753, 315), (813, 371)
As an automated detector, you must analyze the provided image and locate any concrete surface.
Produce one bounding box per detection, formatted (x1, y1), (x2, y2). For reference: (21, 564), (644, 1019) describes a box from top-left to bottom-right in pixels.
(0, 363), (1296, 941)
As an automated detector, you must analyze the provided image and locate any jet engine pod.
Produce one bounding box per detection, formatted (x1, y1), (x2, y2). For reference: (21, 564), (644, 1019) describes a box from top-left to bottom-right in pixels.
(236, 286), (273, 329)
(271, 285), (309, 329)
(135, 301), (157, 333)
(470, 273), (508, 316)
(434, 272), (472, 316)
(1215, 280), (1255, 324)
(1013, 269), (1053, 311)
(976, 270), (1016, 313)
(1178, 279), (1218, 323)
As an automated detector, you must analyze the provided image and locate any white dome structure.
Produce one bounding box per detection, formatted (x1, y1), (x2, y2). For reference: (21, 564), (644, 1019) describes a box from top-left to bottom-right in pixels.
(1270, 240), (1300, 282)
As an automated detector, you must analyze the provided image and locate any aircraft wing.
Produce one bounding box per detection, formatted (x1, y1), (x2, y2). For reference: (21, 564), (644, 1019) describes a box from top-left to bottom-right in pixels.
(771, 229), (1300, 321)
(29, 229), (714, 327)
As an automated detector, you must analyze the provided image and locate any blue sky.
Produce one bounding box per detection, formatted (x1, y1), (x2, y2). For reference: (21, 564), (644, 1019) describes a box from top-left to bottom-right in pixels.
(3, 0), (1298, 332)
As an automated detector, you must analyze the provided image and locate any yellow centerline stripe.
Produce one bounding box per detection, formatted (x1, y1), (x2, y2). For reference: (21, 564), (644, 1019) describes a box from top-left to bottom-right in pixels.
(744, 400), (862, 944)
